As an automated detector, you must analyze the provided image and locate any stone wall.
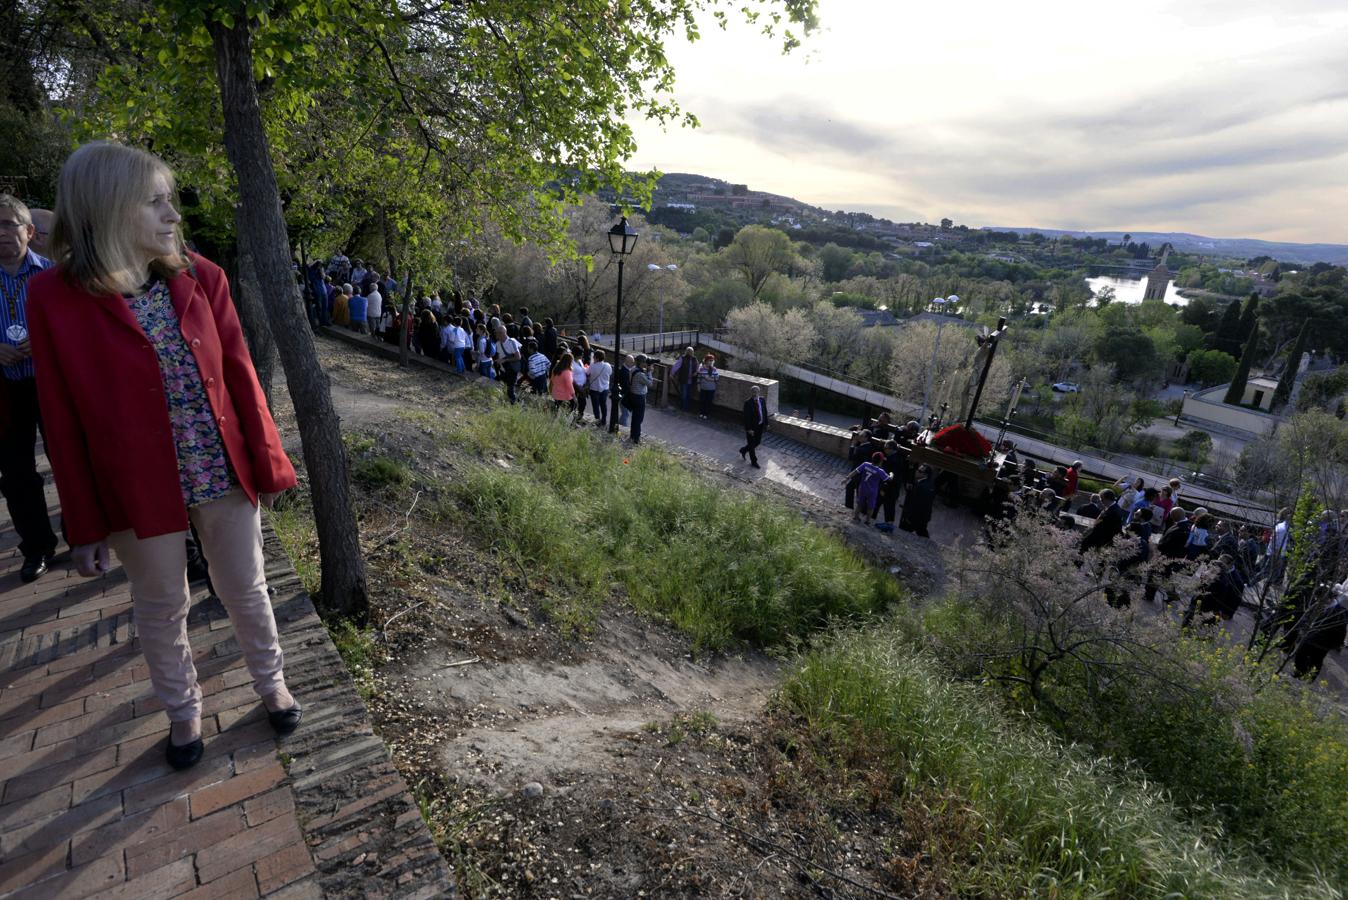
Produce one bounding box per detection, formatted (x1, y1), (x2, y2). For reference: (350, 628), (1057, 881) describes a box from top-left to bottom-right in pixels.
(1183, 385), (1281, 436)
(771, 415), (852, 457)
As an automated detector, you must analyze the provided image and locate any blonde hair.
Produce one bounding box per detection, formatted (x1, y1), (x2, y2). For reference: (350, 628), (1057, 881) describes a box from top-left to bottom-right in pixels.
(49, 142), (188, 295)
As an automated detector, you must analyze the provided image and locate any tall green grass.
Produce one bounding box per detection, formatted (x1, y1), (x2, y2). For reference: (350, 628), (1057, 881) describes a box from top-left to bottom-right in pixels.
(452, 404), (899, 649)
(917, 594), (1348, 888)
(784, 627), (1337, 898)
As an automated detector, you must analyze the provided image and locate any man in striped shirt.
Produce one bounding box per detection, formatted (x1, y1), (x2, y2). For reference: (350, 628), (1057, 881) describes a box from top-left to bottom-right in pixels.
(0, 195), (59, 582)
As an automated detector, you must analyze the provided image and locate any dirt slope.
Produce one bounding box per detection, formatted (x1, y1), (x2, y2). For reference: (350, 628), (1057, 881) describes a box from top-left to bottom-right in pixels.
(268, 338), (942, 897)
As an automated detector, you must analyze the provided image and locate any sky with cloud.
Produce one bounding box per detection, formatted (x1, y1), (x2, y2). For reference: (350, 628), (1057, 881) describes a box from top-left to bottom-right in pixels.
(626, 0), (1348, 244)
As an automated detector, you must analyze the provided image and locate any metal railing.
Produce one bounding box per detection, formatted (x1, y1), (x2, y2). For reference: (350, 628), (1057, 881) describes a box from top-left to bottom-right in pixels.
(576, 327), (704, 358)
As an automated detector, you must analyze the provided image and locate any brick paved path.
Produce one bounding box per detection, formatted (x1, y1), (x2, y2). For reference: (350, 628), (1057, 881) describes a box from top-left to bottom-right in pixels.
(0, 471), (452, 898)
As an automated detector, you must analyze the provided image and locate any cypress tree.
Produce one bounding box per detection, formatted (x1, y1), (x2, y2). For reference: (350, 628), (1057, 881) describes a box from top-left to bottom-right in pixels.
(1224, 320), (1260, 405)
(1213, 298), (1242, 354)
(1271, 319), (1309, 410)
(1235, 292), (1260, 344)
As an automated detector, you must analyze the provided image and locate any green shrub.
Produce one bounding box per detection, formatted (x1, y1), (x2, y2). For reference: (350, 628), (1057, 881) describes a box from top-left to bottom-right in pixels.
(917, 517), (1348, 888)
(1175, 429), (1213, 464)
(1129, 432), (1161, 457)
(454, 404), (899, 649)
(353, 455), (409, 488)
(782, 628), (1324, 897)
(1187, 349), (1239, 387)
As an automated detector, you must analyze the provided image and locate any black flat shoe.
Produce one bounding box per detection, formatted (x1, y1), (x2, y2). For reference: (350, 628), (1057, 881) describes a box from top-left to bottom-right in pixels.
(19, 553), (52, 583)
(268, 705), (303, 736)
(166, 736), (204, 770)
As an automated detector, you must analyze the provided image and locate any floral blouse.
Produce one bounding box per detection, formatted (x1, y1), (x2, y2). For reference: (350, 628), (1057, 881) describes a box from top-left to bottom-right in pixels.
(127, 281), (234, 508)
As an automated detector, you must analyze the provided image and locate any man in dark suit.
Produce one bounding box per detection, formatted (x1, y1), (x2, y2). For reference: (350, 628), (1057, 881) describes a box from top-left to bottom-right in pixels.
(1078, 489), (1124, 554)
(0, 195), (59, 582)
(899, 465), (937, 538)
(739, 385), (769, 469)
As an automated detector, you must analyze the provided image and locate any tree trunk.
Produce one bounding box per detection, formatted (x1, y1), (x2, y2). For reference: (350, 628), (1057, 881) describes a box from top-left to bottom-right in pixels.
(208, 15), (369, 621)
(233, 243), (278, 405)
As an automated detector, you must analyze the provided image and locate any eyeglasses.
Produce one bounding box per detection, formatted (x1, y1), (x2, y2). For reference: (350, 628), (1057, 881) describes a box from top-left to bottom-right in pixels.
(0, 221), (29, 231)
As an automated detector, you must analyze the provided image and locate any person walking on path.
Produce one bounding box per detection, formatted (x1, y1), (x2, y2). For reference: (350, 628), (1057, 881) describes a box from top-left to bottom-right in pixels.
(1064, 460), (1081, 510)
(846, 451), (891, 524)
(540, 317), (559, 361)
(628, 354), (654, 444)
(696, 354), (719, 419)
(331, 282), (351, 327)
(899, 464), (937, 537)
(365, 281), (383, 337)
(880, 439), (909, 525)
(29, 141), (303, 772)
(348, 286), (368, 334)
(672, 346), (698, 412)
(740, 384), (769, 468)
(0, 194), (61, 582)
(1079, 489), (1125, 554)
(549, 351), (575, 413)
(570, 351), (588, 422)
(617, 354), (635, 429)
(525, 339), (550, 395)
(494, 324), (521, 403)
(587, 349), (612, 427)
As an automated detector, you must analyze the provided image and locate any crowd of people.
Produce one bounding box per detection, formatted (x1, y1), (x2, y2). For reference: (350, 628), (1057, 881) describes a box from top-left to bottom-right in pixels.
(997, 442), (1348, 679)
(311, 256), (750, 451)
(838, 412), (1348, 680)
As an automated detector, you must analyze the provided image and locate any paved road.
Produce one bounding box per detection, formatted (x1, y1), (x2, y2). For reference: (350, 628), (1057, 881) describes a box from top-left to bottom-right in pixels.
(635, 404), (982, 547)
(663, 333), (1273, 519)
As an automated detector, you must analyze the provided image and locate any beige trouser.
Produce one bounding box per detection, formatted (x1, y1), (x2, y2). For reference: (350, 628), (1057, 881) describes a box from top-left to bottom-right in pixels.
(108, 489), (285, 723)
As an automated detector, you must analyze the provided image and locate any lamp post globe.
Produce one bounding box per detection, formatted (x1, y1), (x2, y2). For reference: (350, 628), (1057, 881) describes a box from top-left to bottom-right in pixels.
(608, 216), (638, 433)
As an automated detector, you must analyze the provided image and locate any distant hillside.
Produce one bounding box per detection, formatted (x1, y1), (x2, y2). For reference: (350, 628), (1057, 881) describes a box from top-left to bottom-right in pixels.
(638, 171), (1348, 266)
(988, 227), (1348, 267)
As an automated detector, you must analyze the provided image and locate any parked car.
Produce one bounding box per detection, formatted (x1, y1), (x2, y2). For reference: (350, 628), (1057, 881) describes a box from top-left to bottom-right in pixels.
(1052, 382), (1080, 393)
(1188, 471), (1233, 493)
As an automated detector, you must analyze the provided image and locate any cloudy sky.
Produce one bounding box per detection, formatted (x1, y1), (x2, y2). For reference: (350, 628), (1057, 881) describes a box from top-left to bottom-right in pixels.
(626, 0), (1348, 244)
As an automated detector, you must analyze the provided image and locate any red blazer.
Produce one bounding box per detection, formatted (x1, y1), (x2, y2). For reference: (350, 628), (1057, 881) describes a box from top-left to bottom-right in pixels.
(27, 254), (297, 546)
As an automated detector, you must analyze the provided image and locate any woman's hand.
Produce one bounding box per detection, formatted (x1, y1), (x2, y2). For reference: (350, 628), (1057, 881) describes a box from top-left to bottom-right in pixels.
(73, 540), (110, 577)
(261, 491), (285, 510)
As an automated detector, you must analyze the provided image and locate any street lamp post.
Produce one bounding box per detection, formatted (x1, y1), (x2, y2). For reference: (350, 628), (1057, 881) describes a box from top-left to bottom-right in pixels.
(647, 262), (678, 341)
(608, 216), (639, 433)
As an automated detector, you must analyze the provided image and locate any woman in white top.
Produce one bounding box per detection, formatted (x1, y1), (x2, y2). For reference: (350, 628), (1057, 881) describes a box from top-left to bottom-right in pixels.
(570, 351), (588, 422)
(586, 349), (612, 427)
(447, 316), (468, 373)
(365, 284), (383, 335)
(1115, 476), (1143, 513)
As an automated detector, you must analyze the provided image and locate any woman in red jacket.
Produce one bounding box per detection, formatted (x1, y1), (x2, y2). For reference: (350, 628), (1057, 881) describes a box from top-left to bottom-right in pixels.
(28, 142), (301, 771)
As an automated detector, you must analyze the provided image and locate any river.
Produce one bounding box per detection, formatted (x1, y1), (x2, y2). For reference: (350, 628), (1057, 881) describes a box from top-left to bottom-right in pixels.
(1085, 274), (1189, 306)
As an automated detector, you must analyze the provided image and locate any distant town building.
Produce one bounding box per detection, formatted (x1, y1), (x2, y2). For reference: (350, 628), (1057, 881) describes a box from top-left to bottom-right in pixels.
(1239, 376), (1280, 411)
(1143, 245), (1172, 301)
(855, 309), (900, 328)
